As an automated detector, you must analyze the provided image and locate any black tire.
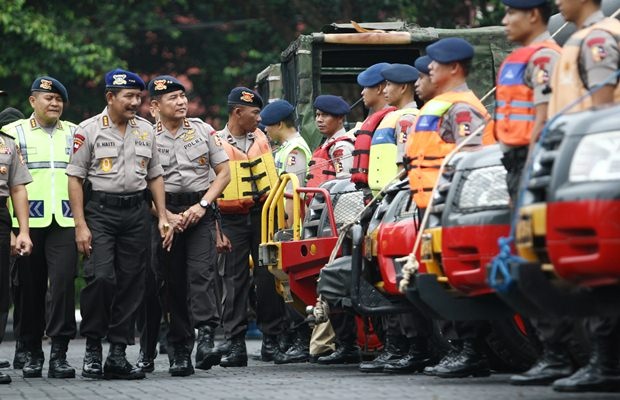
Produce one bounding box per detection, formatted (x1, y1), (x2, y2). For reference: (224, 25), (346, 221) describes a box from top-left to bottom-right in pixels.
(484, 316), (541, 373)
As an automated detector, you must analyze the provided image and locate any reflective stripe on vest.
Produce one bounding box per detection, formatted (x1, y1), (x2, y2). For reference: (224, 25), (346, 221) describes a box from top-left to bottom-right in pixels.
(274, 134), (312, 179)
(217, 129), (279, 214)
(495, 41), (561, 146)
(406, 91), (495, 209)
(548, 18), (620, 117)
(368, 108), (418, 192)
(3, 119), (75, 228)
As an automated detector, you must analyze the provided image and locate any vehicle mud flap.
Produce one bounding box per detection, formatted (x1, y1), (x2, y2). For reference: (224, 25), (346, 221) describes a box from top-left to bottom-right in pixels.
(415, 273), (517, 321)
(484, 316), (541, 373)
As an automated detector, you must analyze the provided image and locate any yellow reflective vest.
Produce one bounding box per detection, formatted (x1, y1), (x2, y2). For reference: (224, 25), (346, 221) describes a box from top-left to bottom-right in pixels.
(2, 117), (76, 228)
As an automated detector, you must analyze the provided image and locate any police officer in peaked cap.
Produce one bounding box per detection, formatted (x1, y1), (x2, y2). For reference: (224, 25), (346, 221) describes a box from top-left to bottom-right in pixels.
(149, 75), (230, 376)
(67, 68), (173, 380)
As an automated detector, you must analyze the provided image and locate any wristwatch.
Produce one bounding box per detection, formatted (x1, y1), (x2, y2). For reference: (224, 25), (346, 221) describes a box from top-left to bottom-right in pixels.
(199, 199), (210, 209)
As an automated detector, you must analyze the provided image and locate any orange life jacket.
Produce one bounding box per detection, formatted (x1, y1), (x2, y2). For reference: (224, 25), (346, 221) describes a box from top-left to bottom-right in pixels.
(306, 135), (354, 189)
(405, 90), (495, 209)
(495, 40), (561, 146)
(548, 17), (620, 117)
(217, 129), (279, 214)
(350, 106), (397, 188)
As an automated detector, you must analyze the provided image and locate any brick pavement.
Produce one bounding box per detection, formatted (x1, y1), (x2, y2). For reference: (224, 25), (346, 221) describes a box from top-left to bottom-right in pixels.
(0, 339), (619, 400)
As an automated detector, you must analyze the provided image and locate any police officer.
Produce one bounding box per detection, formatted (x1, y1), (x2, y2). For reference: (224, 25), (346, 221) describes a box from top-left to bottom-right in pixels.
(67, 68), (173, 380)
(216, 87), (286, 367)
(0, 106), (33, 384)
(0, 106), (25, 371)
(259, 99), (313, 364)
(149, 75), (230, 376)
(495, 0), (574, 387)
(306, 95), (354, 190)
(260, 99), (311, 225)
(414, 56), (438, 103)
(548, 0), (620, 392)
(405, 38), (496, 378)
(1, 77), (78, 379)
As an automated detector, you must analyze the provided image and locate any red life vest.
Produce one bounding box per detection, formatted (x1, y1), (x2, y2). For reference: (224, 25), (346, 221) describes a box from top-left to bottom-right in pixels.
(495, 41), (561, 146)
(306, 135), (354, 189)
(350, 106), (397, 187)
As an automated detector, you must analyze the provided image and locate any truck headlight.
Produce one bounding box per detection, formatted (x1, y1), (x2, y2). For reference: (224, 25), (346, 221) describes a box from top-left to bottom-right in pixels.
(569, 131), (620, 182)
(456, 166), (509, 211)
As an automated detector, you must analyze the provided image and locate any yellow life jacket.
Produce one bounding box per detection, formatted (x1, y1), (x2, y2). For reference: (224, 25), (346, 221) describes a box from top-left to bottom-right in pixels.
(218, 129), (279, 214)
(548, 17), (620, 117)
(367, 107), (418, 192)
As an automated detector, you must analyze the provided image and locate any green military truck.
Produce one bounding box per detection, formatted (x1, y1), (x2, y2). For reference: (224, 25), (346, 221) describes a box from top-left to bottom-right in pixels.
(255, 21), (514, 149)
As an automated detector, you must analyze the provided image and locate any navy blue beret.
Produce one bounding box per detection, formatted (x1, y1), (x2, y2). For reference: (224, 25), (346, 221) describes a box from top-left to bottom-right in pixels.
(0, 107), (25, 128)
(427, 38), (475, 64)
(260, 100), (295, 126)
(148, 75), (185, 97)
(31, 76), (68, 102)
(502, 0), (549, 9)
(313, 95), (350, 116)
(414, 56), (432, 75)
(227, 87), (263, 109)
(357, 63), (391, 87)
(105, 68), (145, 90)
(380, 64), (419, 84)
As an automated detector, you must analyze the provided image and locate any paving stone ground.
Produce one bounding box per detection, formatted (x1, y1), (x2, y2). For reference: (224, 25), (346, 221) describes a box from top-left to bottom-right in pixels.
(0, 339), (618, 400)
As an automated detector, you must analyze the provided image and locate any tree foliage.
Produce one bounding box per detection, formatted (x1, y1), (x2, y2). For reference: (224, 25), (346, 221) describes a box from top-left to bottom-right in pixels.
(0, 0), (506, 126)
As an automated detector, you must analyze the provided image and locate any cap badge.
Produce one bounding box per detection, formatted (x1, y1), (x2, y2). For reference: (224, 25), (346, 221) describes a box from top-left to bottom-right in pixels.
(40, 79), (53, 90)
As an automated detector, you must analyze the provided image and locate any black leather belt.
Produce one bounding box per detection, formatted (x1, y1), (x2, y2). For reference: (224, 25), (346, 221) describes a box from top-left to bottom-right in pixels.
(91, 191), (145, 208)
(165, 191), (206, 206)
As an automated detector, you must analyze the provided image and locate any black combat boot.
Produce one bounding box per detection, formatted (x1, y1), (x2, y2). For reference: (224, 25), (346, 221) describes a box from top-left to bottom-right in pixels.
(359, 335), (407, 373)
(103, 343), (145, 380)
(169, 343), (194, 377)
(510, 343), (574, 386)
(195, 326), (220, 370)
(13, 340), (27, 370)
(48, 337), (76, 378)
(317, 341), (361, 365)
(0, 371), (10, 384)
(384, 337), (433, 374)
(433, 339), (490, 378)
(220, 335), (248, 368)
(82, 338), (103, 379)
(214, 338), (232, 356)
(553, 337), (620, 392)
(22, 341), (44, 378)
(423, 342), (462, 376)
(259, 334), (279, 362)
(0, 358), (9, 368)
(274, 333), (310, 365)
(136, 350), (155, 373)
